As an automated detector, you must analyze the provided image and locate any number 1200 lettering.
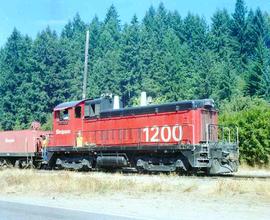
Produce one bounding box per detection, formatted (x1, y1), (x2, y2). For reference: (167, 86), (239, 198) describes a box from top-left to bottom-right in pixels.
(142, 125), (183, 142)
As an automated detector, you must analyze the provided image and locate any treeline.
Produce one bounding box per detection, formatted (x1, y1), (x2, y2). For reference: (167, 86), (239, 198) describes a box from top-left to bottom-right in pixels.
(0, 0), (269, 131)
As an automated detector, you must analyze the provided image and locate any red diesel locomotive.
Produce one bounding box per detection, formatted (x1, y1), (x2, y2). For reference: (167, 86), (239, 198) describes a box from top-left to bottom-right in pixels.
(42, 96), (239, 174)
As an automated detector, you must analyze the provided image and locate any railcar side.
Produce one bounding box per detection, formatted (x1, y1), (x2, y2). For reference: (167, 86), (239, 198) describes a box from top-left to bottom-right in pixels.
(0, 129), (50, 168)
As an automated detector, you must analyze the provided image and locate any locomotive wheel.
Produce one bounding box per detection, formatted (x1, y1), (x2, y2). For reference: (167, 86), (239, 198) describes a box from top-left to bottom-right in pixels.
(34, 162), (43, 169)
(0, 159), (13, 169)
(17, 160), (35, 169)
(15, 160), (22, 169)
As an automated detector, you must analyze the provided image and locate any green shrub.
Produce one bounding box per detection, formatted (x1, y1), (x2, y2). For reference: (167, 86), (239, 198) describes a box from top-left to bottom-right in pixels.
(219, 96), (270, 166)
(41, 114), (53, 131)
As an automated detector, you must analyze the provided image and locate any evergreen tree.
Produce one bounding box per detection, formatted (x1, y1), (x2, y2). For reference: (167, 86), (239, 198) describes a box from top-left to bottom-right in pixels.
(91, 5), (122, 96)
(161, 31), (195, 101)
(119, 15), (141, 105)
(194, 50), (218, 99)
(245, 9), (267, 58)
(88, 16), (102, 98)
(210, 9), (232, 57)
(0, 29), (33, 129)
(183, 13), (208, 52)
(60, 14), (86, 100)
(231, 0), (248, 70)
(167, 11), (184, 43)
(265, 13), (270, 48)
(246, 38), (270, 100)
(32, 28), (69, 112)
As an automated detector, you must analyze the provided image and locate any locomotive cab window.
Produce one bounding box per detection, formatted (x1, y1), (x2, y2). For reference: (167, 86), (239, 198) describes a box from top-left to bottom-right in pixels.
(61, 109), (69, 120)
(75, 106), (81, 118)
(55, 109), (69, 121)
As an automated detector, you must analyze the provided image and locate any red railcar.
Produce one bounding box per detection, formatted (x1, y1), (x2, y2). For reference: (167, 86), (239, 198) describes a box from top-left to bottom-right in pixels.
(46, 96), (238, 174)
(0, 129), (50, 167)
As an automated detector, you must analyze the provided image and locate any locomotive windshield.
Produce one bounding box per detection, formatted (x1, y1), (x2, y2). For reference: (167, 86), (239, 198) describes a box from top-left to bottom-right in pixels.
(55, 109), (69, 121)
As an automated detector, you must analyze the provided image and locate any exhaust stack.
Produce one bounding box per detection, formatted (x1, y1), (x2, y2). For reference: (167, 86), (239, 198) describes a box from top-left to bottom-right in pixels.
(113, 95), (120, 109)
(140, 92), (147, 106)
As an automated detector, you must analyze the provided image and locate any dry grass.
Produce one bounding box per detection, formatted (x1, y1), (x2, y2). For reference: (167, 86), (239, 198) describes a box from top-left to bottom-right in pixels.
(212, 179), (270, 198)
(0, 169), (181, 195)
(0, 169), (269, 200)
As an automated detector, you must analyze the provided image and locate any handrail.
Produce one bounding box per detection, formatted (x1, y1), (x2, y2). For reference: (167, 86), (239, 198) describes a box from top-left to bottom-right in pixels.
(223, 127), (231, 143)
(206, 124), (238, 144)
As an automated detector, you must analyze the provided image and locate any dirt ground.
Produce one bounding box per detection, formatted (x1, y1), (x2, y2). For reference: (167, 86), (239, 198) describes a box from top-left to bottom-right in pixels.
(0, 168), (269, 220)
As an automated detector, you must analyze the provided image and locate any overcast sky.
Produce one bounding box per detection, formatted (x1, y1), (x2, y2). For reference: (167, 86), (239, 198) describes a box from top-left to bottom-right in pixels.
(0, 0), (269, 46)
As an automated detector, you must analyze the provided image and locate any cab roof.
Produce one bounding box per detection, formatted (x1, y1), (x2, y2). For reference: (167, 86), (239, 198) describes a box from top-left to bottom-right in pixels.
(54, 97), (112, 111)
(54, 99), (87, 111)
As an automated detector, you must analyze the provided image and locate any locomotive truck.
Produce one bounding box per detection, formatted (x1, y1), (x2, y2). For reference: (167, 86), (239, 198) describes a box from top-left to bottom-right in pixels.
(0, 95), (239, 174)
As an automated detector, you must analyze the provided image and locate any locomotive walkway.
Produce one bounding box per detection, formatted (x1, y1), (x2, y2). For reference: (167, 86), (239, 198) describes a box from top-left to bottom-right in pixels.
(0, 200), (138, 220)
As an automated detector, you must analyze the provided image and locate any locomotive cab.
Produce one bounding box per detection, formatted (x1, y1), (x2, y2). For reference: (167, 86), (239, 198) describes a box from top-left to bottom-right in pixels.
(50, 100), (83, 146)
(49, 96), (115, 147)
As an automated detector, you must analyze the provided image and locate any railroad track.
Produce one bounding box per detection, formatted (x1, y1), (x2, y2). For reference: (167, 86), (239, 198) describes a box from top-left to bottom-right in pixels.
(120, 172), (270, 180)
(213, 174), (270, 180)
